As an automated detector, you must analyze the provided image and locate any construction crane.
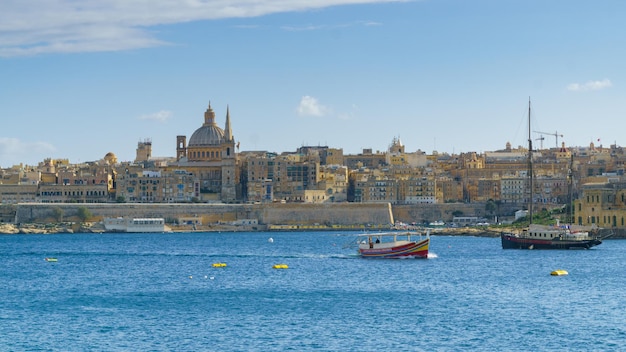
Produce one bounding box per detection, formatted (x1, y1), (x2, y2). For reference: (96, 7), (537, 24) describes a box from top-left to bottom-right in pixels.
(535, 136), (545, 149)
(534, 130), (563, 148)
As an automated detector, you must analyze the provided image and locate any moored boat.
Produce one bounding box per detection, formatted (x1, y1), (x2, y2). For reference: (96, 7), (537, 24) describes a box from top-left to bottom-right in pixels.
(501, 224), (603, 250)
(500, 99), (606, 250)
(357, 231), (429, 258)
(428, 220), (445, 227)
(104, 217), (172, 233)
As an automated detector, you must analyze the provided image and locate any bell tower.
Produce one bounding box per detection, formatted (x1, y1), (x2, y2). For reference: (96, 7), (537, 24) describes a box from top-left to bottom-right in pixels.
(135, 139), (152, 162)
(176, 135), (187, 161)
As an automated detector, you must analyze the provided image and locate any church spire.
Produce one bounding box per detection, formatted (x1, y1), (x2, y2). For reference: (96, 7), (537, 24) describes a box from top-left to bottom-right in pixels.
(224, 104), (233, 142)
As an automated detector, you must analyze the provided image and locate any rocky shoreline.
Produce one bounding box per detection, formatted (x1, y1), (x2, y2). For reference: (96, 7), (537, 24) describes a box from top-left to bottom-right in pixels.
(0, 222), (503, 237)
(2, 222), (621, 239)
(0, 222), (103, 235)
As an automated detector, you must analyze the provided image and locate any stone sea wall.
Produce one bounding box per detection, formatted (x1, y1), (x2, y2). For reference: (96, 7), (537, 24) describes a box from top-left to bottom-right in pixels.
(9, 202), (396, 227)
(2, 201), (500, 235)
(7, 202), (507, 226)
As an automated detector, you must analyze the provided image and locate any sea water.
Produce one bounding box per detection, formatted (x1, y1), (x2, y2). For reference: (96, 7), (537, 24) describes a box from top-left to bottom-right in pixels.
(1, 232), (624, 351)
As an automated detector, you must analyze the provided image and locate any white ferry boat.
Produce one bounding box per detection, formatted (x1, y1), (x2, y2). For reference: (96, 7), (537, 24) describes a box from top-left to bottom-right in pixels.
(104, 217), (172, 233)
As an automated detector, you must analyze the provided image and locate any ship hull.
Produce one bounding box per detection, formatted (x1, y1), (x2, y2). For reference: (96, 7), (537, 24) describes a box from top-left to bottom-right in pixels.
(501, 233), (602, 250)
(359, 237), (429, 258)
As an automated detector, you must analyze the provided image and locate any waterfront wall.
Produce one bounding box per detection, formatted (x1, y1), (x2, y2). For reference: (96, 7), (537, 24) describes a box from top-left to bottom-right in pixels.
(5, 201), (519, 227)
(11, 202), (395, 227)
(260, 203), (394, 226)
(6, 202), (626, 237)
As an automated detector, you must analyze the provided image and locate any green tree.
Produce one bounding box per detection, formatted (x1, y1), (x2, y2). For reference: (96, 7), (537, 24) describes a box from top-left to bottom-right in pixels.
(485, 199), (497, 216)
(77, 207), (92, 222)
(495, 200), (502, 216)
(116, 196), (126, 203)
(52, 207), (64, 222)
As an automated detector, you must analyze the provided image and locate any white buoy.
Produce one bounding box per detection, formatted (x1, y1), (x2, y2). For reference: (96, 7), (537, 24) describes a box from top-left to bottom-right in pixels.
(268, 237), (274, 243)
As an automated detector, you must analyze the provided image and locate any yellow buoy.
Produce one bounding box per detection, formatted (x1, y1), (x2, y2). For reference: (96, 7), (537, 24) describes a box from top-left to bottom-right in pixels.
(550, 269), (568, 276)
(272, 264), (288, 269)
(212, 262), (227, 268)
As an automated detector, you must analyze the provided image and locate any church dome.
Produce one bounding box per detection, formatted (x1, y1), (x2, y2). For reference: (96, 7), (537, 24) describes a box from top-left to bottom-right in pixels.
(104, 152), (117, 164)
(189, 125), (225, 146)
(188, 103), (225, 146)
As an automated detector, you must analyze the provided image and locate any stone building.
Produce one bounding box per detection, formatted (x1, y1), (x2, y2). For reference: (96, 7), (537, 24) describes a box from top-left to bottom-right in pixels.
(318, 165), (349, 202)
(343, 149), (387, 169)
(115, 169), (198, 203)
(241, 152), (322, 203)
(117, 101), (242, 204)
(39, 183), (109, 203)
(574, 179), (626, 228)
(135, 139), (152, 163)
(0, 184), (38, 204)
(171, 102), (239, 203)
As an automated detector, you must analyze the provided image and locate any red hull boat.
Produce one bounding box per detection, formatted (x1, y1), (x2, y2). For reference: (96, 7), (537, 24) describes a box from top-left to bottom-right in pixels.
(358, 232), (429, 258)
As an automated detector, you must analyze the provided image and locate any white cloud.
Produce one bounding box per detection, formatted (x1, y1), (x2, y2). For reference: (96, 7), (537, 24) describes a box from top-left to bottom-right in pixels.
(297, 96), (329, 117)
(567, 79), (612, 92)
(281, 20), (378, 31)
(281, 24), (328, 31)
(0, 0), (404, 57)
(337, 104), (358, 120)
(139, 110), (172, 122)
(0, 137), (56, 166)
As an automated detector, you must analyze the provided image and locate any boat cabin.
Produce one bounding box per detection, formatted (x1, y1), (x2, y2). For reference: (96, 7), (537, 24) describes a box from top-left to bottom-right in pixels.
(358, 232), (423, 250)
(522, 224), (590, 241)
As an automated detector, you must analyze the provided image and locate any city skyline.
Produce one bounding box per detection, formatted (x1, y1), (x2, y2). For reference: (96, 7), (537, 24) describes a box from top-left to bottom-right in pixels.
(1, 0), (625, 167)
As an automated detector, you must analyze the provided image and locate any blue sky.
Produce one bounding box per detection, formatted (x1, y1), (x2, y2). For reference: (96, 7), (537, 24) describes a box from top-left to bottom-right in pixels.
(1, 0), (624, 167)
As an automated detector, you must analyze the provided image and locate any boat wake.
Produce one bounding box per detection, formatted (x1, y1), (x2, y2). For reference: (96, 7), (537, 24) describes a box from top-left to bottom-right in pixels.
(202, 253), (358, 260)
(393, 253), (436, 260)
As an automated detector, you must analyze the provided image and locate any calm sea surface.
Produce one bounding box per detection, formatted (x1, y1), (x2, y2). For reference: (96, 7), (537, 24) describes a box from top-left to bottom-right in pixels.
(1, 231), (624, 351)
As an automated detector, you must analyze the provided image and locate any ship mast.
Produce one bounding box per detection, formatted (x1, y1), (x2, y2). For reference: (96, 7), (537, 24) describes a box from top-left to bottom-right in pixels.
(528, 98), (533, 225)
(567, 154), (574, 225)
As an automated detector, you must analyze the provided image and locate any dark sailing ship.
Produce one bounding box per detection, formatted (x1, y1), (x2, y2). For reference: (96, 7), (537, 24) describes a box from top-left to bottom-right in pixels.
(500, 100), (605, 249)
